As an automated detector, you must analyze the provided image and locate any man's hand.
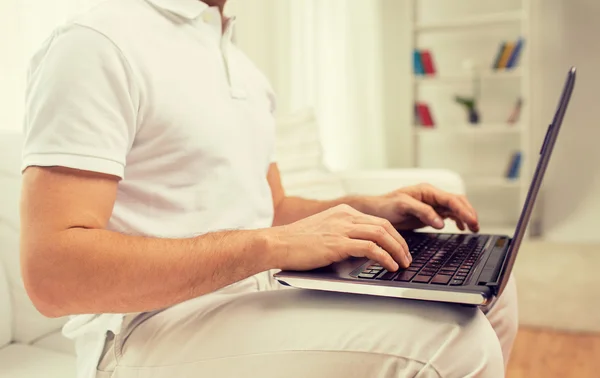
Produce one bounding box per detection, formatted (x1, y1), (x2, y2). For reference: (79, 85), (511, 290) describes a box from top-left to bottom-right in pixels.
(358, 184), (480, 233)
(265, 204), (411, 272)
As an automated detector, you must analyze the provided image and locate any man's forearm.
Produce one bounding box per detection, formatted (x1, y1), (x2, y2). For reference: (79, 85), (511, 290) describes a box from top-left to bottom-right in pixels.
(273, 196), (371, 226)
(23, 228), (274, 317)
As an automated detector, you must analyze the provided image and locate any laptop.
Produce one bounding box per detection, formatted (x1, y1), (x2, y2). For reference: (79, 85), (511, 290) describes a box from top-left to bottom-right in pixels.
(274, 67), (576, 306)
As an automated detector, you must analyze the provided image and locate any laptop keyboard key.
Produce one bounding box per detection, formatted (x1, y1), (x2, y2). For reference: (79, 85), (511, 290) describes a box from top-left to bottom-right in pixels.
(377, 270), (397, 280)
(412, 274), (432, 283)
(358, 272), (377, 279)
(431, 275), (452, 285)
(395, 271), (417, 282)
(450, 279), (465, 286)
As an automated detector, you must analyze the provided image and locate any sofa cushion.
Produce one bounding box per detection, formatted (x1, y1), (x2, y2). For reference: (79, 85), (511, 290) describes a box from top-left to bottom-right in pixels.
(0, 344), (76, 378)
(0, 131), (69, 343)
(0, 262), (11, 348)
(275, 109), (346, 200)
(32, 331), (76, 356)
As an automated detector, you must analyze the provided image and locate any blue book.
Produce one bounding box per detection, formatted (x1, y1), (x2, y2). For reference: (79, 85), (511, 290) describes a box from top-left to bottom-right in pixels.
(413, 49), (425, 75)
(506, 38), (525, 69)
(507, 152), (522, 179)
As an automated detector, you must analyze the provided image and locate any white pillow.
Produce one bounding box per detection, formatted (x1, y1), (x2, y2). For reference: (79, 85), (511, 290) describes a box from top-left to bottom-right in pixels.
(275, 109), (347, 200)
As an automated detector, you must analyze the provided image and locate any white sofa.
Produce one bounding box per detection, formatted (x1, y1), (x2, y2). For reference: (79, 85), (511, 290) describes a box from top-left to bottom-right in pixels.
(0, 110), (465, 377)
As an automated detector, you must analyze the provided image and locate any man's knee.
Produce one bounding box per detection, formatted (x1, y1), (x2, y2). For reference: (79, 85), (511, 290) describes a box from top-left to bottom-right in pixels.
(486, 274), (519, 365)
(433, 309), (505, 377)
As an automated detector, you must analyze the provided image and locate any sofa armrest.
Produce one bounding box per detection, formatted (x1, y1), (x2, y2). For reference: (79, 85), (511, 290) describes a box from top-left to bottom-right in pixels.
(0, 256), (12, 347)
(335, 169), (466, 196)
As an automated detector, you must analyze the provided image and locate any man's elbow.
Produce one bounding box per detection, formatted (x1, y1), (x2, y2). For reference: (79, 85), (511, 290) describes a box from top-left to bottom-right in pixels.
(21, 248), (69, 319)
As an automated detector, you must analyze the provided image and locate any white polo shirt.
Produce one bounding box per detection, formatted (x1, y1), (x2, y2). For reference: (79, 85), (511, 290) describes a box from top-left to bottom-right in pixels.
(22, 0), (277, 377)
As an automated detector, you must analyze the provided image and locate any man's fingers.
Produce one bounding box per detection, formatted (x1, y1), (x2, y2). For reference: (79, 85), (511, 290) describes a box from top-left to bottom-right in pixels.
(352, 214), (411, 266)
(457, 196), (479, 232)
(423, 188), (479, 231)
(397, 195), (445, 230)
(345, 240), (399, 272)
(449, 215), (466, 231)
(347, 225), (409, 268)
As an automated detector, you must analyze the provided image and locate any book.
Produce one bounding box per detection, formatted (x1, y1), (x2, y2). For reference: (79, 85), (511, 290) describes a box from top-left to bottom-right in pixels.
(506, 151), (522, 179)
(414, 103), (422, 125)
(413, 49), (425, 75)
(416, 102), (435, 127)
(492, 42), (507, 70)
(420, 50), (436, 75)
(497, 42), (515, 69)
(506, 38), (525, 69)
(507, 98), (523, 124)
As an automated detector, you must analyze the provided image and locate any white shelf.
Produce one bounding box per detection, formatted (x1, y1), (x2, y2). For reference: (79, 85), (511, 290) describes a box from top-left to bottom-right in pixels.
(413, 69), (522, 84)
(415, 11), (523, 32)
(465, 177), (522, 189)
(416, 124), (521, 135)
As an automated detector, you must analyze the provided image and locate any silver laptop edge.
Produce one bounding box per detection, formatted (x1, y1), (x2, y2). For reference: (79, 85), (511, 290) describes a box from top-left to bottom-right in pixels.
(278, 276), (489, 305)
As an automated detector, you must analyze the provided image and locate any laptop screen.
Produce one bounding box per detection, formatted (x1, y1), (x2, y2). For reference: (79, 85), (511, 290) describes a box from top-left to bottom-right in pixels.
(497, 67), (576, 295)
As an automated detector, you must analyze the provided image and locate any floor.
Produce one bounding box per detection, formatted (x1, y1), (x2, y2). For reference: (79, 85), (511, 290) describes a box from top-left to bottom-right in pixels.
(512, 240), (600, 333)
(507, 327), (600, 378)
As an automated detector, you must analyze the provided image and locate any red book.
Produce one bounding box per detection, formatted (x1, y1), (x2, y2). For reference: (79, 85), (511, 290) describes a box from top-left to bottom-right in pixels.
(420, 50), (436, 75)
(416, 103), (435, 127)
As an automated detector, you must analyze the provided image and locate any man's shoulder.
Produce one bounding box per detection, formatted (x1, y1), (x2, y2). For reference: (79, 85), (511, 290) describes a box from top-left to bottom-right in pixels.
(73, 0), (152, 27)
(63, 0), (162, 53)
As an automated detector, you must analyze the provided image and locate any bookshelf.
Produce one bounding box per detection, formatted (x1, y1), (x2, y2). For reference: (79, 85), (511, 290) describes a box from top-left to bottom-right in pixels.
(413, 68), (522, 84)
(416, 123), (521, 136)
(408, 0), (532, 236)
(414, 11), (523, 32)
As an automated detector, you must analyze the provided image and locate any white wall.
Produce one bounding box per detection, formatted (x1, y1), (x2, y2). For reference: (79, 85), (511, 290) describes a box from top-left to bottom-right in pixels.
(0, 0), (23, 132)
(229, 0), (387, 172)
(1, 0), (102, 133)
(380, 0), (413, 168)
(534, 0), (600, 243)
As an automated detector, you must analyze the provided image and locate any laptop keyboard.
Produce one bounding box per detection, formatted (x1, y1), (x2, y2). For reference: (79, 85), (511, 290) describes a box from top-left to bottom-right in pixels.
(356, 233), (489, 286)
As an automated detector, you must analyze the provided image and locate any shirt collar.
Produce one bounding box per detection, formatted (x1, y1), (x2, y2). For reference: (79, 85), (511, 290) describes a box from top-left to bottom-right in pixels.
(146, 0), (209, 20)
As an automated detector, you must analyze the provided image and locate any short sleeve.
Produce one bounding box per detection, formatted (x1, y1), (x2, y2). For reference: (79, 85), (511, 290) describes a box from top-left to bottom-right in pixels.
(22, 24), (139, 179)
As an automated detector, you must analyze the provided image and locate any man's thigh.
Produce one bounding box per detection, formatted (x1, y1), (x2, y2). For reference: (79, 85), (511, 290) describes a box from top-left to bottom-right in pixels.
(103, 289), (505, 378)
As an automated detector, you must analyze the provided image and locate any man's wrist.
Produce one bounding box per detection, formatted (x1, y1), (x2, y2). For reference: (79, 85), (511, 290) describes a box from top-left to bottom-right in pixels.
(251, 228), (286, 271)
(340, 195), (376, 215)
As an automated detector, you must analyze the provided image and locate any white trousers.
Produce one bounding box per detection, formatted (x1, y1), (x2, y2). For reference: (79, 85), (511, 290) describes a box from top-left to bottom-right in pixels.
(97, 273), (518, 378)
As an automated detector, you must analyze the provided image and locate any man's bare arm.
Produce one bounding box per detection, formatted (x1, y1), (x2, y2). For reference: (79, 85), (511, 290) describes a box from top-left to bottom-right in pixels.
(268, 164), (479, 232)
(267, 164), (360, 226)
(20, 167), (273, 318)
(22, 166), (409, 318)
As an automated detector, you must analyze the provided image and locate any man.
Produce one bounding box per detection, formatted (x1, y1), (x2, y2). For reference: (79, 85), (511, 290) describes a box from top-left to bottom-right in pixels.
(20, 0), (517, 377)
